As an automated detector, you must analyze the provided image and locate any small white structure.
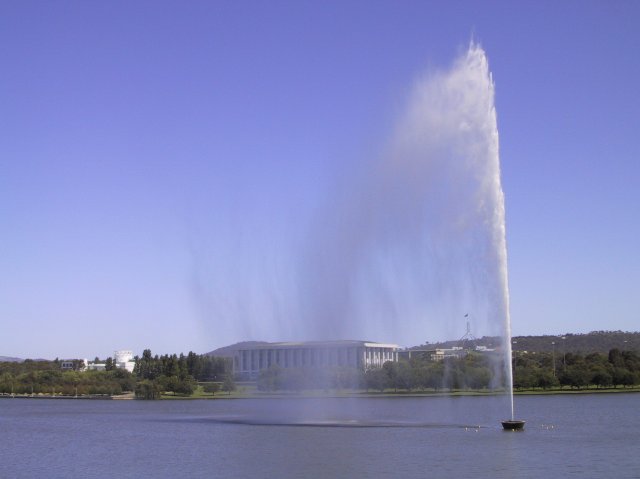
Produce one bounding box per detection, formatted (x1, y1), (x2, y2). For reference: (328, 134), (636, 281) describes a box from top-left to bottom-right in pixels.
(60, 359), (86, 371)
(76, 350), (137, 372)
(114, 350), (136, 372)
(474, 345), (495, 352)
(430, 347), (467, 361)
(86, 362), (106, 371)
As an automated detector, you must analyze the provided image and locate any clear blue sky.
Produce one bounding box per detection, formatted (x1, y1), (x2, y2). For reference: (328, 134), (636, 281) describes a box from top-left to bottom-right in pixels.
(1, 1), (639, 359)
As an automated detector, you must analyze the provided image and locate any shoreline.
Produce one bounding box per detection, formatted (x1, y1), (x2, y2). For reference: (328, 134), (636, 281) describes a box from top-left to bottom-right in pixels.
(3, 387), (639, 401)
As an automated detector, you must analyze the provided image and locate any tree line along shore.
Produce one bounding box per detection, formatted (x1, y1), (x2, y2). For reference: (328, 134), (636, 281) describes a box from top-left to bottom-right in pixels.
(0, 350), (234, 399)
(1, 346), (639, 399)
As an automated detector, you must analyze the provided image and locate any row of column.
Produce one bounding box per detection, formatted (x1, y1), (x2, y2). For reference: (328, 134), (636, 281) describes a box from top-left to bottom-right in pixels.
(363, 348), (398, 368)
(236, 347), (360, 373)
(235, 346), (399, 374)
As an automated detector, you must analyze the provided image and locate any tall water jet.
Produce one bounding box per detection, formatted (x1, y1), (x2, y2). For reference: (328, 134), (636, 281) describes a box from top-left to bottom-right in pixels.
(194, 43), (518, 421)
(298, 42), (517, 417)
(395, 43), (516, 423)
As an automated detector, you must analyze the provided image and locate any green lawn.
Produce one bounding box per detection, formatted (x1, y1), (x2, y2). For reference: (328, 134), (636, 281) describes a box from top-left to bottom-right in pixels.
(156, 383), (640, 400)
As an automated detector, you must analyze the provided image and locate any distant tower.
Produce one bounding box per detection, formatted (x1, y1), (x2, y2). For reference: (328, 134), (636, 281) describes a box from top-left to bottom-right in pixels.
(114, 350), (135, 372)
(114, 350), (133, 364)
(458, 314), (477, 351)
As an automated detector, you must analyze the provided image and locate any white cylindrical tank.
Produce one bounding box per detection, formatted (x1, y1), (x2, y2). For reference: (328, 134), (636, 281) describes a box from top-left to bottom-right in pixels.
(114, 350), (133, 363)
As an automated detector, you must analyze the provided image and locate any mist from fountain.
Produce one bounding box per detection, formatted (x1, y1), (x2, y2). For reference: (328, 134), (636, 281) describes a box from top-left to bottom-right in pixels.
(297, 42), (513, 414)
(192, 42), (515, 419)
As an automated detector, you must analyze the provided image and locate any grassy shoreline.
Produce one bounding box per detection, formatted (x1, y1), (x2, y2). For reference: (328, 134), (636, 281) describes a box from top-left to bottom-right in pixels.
(3, 386), (639, 400)
(161, 385), (640, 400)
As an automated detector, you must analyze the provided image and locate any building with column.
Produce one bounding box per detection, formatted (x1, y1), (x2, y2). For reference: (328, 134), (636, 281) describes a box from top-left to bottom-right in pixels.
(233, 340), (399, 380)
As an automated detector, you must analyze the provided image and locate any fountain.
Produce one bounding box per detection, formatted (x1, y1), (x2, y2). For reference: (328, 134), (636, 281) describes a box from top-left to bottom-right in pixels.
(298, 42), (525, 428)
(194, 42), (524, 428)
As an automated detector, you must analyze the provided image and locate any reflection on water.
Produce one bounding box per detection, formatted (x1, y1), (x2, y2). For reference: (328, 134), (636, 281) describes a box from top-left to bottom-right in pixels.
(174, 415), (485, 429)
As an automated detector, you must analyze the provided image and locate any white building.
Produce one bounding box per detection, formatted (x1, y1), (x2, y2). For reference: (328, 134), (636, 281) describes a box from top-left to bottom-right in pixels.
(86, 350), (136, 372)
(233, 340), (398, 379)
(60, 359), (86, 371)
(399, 345), (497, 362)
(114, 350), (136, 372)
(86, 362), (106, 371)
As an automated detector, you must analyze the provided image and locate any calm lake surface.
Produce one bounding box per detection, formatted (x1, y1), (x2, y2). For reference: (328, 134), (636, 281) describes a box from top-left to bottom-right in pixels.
(1, 393), (639, 478)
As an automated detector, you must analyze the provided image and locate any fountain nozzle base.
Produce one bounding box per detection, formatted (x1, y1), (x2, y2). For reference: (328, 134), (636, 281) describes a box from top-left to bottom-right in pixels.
(501, 420), (525, 431)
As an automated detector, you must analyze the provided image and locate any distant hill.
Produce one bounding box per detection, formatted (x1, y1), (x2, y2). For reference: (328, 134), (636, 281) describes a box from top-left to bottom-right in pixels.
(0, 356), (23, 362)
(411, 331), (640, 354)
(207, 332), (640, 358)
(510, 331), (640, 354)
(205, 341), (270, 358)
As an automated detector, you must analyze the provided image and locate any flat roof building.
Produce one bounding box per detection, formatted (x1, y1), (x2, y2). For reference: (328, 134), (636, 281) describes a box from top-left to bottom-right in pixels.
(398, 345), (499, 362)
(233, 340), (398, 380)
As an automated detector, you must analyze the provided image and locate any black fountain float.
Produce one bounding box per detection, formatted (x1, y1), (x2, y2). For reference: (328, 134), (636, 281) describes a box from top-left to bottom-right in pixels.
(501, 419), (525, 431)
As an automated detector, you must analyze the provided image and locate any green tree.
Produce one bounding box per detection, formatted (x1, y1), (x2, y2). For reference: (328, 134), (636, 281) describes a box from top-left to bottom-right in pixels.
(203, 382), (220, 396)
(161, 375), (180, 395)
(186, 351), (202, 379)
(257, 366), (279, 391)
(411, 366), (428, 391)
(364, 368), (387, 392)
(622, 351), (640, 372)
(394, 361), (414, 391)
(590, 367), (613, 388)
(561, 365), (589, 389)
(513, 365), (536, 389)
(608, 349), (624, 368)
(383, 361), (400, 392)
(467, 366), (491, 389)
(174, 376), (196, 395)
(425, 363), (444, 391)
(135, 379), (162, 399)
(105, 357), (114, 371)
(178, 353), (188, 379)
(134, 349), (157, 379)
(0, 372), (14, 395)
(222, 374), (236, 395)
(535, 369), (559, 389)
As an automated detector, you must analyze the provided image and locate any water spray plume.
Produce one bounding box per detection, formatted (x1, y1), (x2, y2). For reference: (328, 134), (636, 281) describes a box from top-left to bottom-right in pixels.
(303, 41), (512, 387)
(195, 42), (516, 420)
(296, 42), (516, 419)
(392, 42), (515, 421)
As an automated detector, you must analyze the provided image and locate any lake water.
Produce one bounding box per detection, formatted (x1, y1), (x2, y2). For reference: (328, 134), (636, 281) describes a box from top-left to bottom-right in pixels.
(1, 393), (639, 478)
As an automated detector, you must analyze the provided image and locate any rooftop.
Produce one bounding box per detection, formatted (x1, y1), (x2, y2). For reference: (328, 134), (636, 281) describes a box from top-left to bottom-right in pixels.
(236, 340), (399, 350)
